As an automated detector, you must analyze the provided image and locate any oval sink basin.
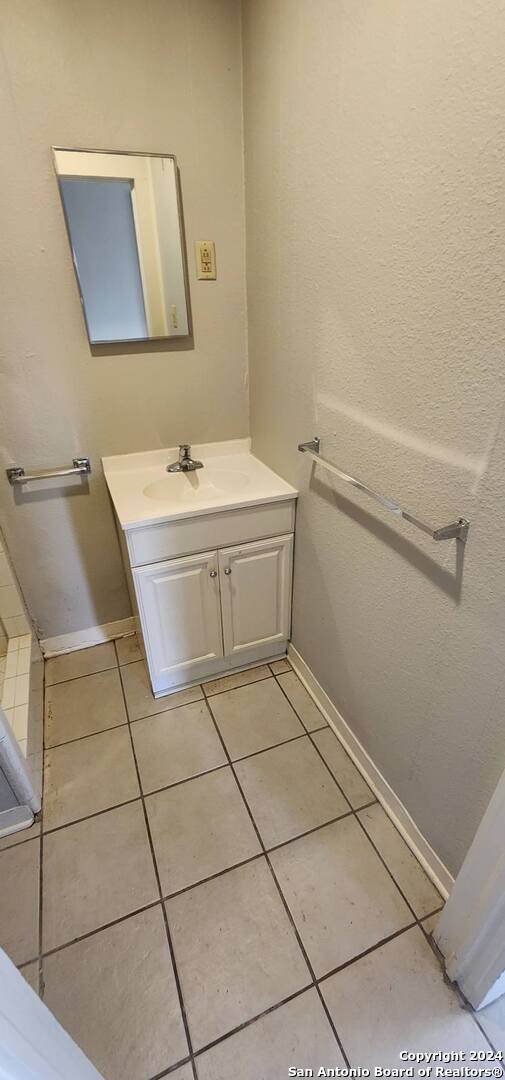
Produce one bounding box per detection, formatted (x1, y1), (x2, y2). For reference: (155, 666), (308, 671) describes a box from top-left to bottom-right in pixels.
(143, 468), (251, 502)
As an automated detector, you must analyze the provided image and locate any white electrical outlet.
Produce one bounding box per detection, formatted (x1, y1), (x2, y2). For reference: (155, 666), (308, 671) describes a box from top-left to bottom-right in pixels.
(195, 240), (216, 280)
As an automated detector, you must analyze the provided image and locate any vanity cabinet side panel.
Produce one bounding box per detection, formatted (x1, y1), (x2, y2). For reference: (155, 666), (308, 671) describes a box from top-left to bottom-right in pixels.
(117, 521), (143, 642)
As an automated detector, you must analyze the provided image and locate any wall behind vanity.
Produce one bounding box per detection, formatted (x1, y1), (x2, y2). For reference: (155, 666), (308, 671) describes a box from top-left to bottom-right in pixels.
(0, 0), (248, 638)
(243, 0), (505, 875)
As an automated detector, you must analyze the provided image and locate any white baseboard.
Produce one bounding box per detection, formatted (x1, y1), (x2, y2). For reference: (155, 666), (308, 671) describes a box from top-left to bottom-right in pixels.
(288, 643), (454, 900)
(41, 617), (135, 658)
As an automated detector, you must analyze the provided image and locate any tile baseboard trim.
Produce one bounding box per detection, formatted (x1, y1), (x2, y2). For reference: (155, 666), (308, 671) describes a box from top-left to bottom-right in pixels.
(287, 642), (454, 900)
(41, 617), (135, 658)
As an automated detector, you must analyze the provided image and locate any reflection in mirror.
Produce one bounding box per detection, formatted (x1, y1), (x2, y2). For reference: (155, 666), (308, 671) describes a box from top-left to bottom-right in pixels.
(53, 148), (190, 344)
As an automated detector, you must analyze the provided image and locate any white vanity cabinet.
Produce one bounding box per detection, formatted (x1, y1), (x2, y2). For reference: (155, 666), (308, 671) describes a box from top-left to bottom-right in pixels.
(133, 533), (293, 694)
(124, 500), (296, 696)
(103, 440), (298, 698)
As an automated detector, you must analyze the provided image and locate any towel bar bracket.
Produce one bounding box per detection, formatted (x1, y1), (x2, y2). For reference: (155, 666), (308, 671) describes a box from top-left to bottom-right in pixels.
(298, 437), (321, 455)
(433, 518), (470, 543)
(6, 458), (91, 486)
(298, 436), (469, 544)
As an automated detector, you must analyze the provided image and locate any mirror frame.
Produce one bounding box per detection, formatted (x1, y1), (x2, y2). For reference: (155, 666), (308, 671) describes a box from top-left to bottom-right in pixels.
(52, 145), (192, 345)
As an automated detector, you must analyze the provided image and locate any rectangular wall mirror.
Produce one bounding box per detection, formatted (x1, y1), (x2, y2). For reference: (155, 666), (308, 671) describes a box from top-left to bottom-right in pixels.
(53, 147), (191, 344)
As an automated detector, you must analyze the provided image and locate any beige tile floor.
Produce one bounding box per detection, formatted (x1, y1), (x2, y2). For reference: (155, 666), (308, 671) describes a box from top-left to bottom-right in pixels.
(0, 636), (498, 1079)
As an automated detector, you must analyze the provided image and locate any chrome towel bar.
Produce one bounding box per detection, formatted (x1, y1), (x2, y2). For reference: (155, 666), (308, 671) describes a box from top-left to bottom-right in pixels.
(298, 437), (469, 543)
(6, 458), (91, 486)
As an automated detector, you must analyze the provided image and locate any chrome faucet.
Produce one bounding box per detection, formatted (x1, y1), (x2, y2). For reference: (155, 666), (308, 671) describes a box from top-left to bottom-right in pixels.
(167, 444), (203, 473)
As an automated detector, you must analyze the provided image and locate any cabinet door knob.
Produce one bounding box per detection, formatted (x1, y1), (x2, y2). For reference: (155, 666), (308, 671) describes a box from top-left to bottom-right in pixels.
(209, 569), (217, 578)
(224, 567), (232, 575)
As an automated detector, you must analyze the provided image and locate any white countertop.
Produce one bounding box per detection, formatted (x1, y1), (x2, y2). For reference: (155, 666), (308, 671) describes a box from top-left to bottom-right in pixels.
(102, 439), (298, 530)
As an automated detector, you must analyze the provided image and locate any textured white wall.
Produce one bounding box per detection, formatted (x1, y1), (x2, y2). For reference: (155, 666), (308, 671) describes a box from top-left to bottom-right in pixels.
(0, 0), (248, 638)
(243, 0), (505, 874)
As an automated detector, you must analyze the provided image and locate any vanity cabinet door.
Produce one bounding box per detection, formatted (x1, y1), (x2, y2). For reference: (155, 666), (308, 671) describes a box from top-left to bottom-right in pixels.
(133, 551), (223, 689)
(219, 535), (293, 656)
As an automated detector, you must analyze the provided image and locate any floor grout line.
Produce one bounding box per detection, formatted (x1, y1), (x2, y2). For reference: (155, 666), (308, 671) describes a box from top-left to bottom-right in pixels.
(420, 903), (445, 925)
(37, 661), (420, 950)
(117, 661), (204, 726)
(39, 898), (164, 961)
(273, 671), (444, 928)
(271, 674), (454, 984)
(271, 674), (477, 1035)
(39, 742), (310, 836)
(42, 664), (313, 754)
(114, 632), (144, 665)
(201, 671), (273, 698)
(39, 806), (390, 960)
(0, 826), (41, 852)
(202, 691), (352, 1068)
(42, 794), (143, 836)
(33, 651), (459, 1073)
(144, 762), (230, 798)
(317, 922), (418, 984)
(40, 659), (441, 898)
(468, 1010), (501, 1056)
(118, 655), (145, 668)
(231, 725), (328, 762)
(38, 726), (370, 840)
(40, 805), (400, 963)
(422, 923), (498, 1053)
(159, 802), (371, 905)
(190, 982), (314, 1061)
(128, 703), (204, 725)
(149, 1055), (194, 1080)
(273, 673), (356, 808)
(162, 852), (265, 903)
(44, 720), (128, 752)
(115, 643), (198, 1080)
(17, 951), (41, 968)
(264, 803), (374, 854)
(45, 661), (118, 688)
(352, 810), (426, 925)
